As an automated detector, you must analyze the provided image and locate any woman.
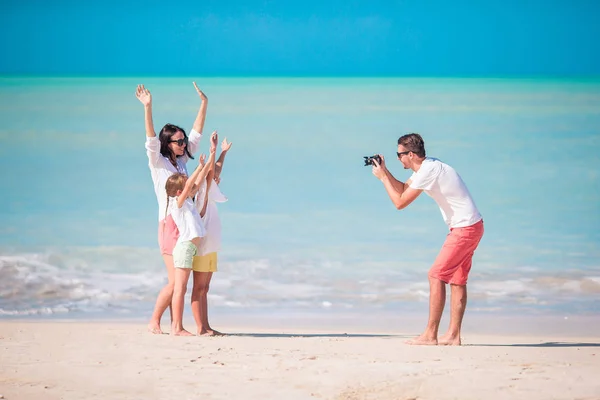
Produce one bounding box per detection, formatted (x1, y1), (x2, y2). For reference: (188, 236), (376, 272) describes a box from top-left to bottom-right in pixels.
(135, 82), (208, 334)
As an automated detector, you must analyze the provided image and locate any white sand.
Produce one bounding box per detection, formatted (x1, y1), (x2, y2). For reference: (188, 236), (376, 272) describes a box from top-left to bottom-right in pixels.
(1, 319), (599, 400)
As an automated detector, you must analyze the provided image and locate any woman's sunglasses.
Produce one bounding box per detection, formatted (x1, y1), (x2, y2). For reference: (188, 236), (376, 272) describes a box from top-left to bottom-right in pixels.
(169, 137), (188, 146)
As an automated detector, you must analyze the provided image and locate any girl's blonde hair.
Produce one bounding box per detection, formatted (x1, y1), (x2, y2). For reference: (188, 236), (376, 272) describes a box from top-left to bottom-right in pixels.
(164, 173), (187, 219)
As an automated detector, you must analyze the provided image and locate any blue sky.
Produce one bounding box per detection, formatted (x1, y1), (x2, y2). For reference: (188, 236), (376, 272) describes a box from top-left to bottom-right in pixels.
(1, 0), (599, 76)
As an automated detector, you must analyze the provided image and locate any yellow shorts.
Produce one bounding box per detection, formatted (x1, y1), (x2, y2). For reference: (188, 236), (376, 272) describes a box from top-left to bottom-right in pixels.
(192, 252), (218, 272)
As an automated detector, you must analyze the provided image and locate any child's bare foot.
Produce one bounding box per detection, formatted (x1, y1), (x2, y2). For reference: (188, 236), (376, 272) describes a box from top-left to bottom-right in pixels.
(405, 333), (438, 346)
(171, 329), (194, 337)
(147, 323), (163, 335)
(438, 333), (461, 346)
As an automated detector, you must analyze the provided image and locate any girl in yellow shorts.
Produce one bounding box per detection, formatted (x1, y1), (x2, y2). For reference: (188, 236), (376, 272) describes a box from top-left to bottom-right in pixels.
(165, 134), (217, 336)
(191, 137), (231, 336)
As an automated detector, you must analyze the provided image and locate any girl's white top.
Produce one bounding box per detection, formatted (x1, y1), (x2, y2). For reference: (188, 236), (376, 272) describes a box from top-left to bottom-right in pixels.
(169, 196), (206, 244)
(195, 181), (228, 255)
(145, 129), (202, 221)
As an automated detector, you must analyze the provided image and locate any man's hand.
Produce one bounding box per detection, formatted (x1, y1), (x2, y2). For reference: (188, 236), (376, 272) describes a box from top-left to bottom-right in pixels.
(221, 138), (232, 152)
(193, 82), (208, 102)
(135, 84), (152, 106)
(372, 154), (387, 180)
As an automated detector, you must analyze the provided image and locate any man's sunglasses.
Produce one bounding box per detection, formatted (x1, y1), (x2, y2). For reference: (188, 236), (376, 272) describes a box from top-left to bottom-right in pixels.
(397, 151), (410, 158)
(169, 137), (188, 146)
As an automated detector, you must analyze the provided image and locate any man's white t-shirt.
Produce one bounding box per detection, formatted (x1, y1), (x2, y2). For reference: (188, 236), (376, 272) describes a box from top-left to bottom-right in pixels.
(195, 181), (228, 255)
(409, 158), (482, 228)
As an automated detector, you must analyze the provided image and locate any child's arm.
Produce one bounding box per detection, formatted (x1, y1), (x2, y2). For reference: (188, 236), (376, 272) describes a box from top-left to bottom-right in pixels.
(192, 130), (218, 192)
(197, 133), (217, 187)
(190, 132), (218, 195)
(199, 169), (214, 217)
(177, 132), (217, 208)
(188, 153), (207, 198)
(188, 150), (215, 199)
(214, 137), (232, 182)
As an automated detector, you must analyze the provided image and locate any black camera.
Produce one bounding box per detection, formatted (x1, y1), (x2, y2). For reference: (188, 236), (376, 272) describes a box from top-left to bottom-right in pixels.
(363, 154), (382, 166)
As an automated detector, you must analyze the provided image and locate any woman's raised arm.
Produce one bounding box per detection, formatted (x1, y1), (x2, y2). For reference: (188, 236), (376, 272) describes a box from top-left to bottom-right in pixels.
(191, 82), (208, 135)
(136, 85), (155, 138)
(138, 84), (163, 167)
(184, 82), (208, 160)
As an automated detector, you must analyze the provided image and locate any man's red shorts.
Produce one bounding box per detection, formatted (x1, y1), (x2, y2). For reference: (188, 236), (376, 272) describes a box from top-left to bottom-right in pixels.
(429, 219), (484, 285)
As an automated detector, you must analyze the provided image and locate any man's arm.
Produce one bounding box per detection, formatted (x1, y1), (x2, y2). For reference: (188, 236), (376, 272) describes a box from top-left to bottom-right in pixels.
(386, 172), (412, 196)
(380, 173), (422, 210)
(372, 157), (422, 210)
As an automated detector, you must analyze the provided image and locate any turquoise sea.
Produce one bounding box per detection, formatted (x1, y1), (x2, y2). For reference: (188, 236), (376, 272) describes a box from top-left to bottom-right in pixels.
(0, 77), (598, 319)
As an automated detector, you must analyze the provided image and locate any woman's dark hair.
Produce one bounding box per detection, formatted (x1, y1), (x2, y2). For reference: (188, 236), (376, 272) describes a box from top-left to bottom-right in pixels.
(398, 133), (426, 158)
(158, 123), (194, 160)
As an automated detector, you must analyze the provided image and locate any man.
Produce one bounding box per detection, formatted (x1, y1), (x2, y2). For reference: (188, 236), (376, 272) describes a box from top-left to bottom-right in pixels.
(372, 133), (484, 346)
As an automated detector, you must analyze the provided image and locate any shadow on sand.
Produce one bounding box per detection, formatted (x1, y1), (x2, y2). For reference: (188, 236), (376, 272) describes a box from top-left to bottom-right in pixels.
(226, 332), (407, 338)
(468, 342), (600, 348)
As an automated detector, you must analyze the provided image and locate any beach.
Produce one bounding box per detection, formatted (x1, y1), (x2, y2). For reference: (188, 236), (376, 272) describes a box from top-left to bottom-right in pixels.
(1, 318), (599, 400)
(2, 0), (600, 395)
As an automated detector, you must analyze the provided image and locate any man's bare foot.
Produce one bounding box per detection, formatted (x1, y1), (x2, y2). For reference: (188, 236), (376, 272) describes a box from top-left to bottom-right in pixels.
(198, 328), (225, 336)
(405, 334), (438, 346)
(438, 333), (461, 346)
(171, 329), (194, 337)
(147, 323), (163, 335)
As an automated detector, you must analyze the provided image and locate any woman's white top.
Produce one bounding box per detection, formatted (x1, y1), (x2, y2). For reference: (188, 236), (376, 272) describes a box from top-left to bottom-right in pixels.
(145, 129), (202, 221)
(195, 181), (228, 255)
(169, 196), (206, 243)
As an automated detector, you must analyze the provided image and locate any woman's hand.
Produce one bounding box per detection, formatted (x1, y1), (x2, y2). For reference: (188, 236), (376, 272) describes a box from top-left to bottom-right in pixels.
(135, 84), (152, 106)
(193, 82), (207, 102)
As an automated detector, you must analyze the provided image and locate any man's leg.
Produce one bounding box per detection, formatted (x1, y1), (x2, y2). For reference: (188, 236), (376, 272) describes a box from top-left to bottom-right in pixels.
(438, 284), (467, 346)
(406, 276), (446, 345)
(439, 220), (484, 345)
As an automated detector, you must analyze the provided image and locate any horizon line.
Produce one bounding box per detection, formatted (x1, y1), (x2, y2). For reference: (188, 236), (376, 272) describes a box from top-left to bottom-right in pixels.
(1, 73), (600, 80)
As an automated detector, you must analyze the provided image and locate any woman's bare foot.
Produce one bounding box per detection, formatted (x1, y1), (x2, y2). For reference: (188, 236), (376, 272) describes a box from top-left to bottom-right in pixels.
(147, 323), (163, 335)
(171, 329), (194, 337)
(405, 334), (438, 346)
(438, 333), (461, 346)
